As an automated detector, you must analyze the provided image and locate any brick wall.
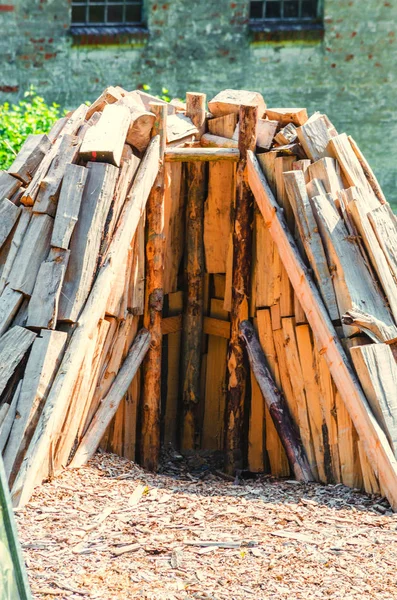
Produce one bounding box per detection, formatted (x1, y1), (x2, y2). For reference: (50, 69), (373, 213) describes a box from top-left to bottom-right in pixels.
(1, 0), (397, 201)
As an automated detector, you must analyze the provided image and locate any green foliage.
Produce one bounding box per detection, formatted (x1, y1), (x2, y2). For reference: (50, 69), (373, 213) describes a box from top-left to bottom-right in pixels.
(142, 84), (171, 103)
(0, 86), (65, 170)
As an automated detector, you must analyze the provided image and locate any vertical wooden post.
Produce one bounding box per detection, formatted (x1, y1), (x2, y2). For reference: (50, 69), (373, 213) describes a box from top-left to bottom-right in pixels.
(225, 104), (258, 474)
(180, 92), (206, 450)
(141, 102), (167, 471)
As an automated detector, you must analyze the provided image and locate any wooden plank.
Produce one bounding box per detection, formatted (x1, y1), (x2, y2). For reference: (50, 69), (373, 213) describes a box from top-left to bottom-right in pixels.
(11, 136), (160, 507)
(203, 316), (231, 339)
(130, 214), (145, 314)
(204, 161), (235, 273)
(257, 309), (289, 477)
(208, 113), (237, 138)
(27, 248), (70, 329)
(265, 108), (308, 127)
(201, 133), (238, 148)
(208, 89), (266, 118)
(129, 89), (176, 115)
(306, 157), (343, 200)
(296, 114), (333, 161)
(7, 134), (51, 186)
(58, 162), (118, 322)
(282, 317), (318, 479)
(86, 85), (124, 120)
(0, 170), (22, 199)
(327, 133), (378, 210)
(71, 329), (151, 468)
(346, 188), (397, 323)
(163, 162), (184, 294)
(47, 116), (68, 143)
(0, 327), (36, 397)
(0, 383), (21, 453)
(311, 193), (396, 338)
(50, 164), (88, 250)
(162, 315), (182, 335)
(202, 298), (228, 451)
(368, 204), (397, 285)
(0, 207), (31, 295)
(33, 135), (81, 217)
(7, 214), (53, 296)
(0, 199), (21, 249)
(165, 147), (239, 162)
(164, 291), (183, 447)
(247, 150), (397, 509)
(0, 287), (23, 337)
(3, 330), (67, 485)
(167, 113), (198, 143)
(335, 388), (360, 488)
(295, 324), (327, 483)
(351, 344), (397, 457)
(283, 170), (339, 320)
(348, 135), (386, 205)
(248, 318), (265, 472)
(357, 440), (380, 495)
(256, 119), (278, 150)
(79, 104), (131, 167)
(274, 123), (298, 146)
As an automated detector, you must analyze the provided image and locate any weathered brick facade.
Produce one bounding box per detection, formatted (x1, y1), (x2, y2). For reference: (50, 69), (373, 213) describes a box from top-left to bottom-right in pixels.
(1, 0), (396, 200)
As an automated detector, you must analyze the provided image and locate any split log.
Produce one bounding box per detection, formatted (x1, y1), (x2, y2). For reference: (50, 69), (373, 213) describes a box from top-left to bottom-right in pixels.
(165, 147), (239, 162)
(200, 134), (238, 149)
(7, 213), (53, 296)
(256, 119), (278, 150)
(130, 214), (146, 314)
(0, 171), (22, 199)
(7, 134), (51, 185)
(296, 114), (333, 161)
(368, 204), (397, 284)
(310, 192), (396, 338)
(27, 248), (70, 329)
(350, 344), (397, 457)
(50, 164), (88, 250)
(116, 96), (155, 153)
(265, 108), (308, 126)
(180, 92), (206, 451)
(240, 320), (314, 482)
(248, 318), (265, 473)
(0, 207), (31, 295)
(33, 134), (81, 217)
(0, 326), (36, 397)
(70, 328), (150, 468)
(0, 288), (23, 337)
(306, 157), (343, 200)
(283, 170), (339, 320)
(79, 104), (131, 167)
(58, 162), (118, 322)
(341, 308), (397, 345)
(11, 136), (159, 507)
(274, 123), (298, 146)
(163, 291), (183, 446)
(247, 149), (397, 510)
(348, 136), (386, 205)
(163, 162), (184, 294)
(47, 116), (68, 143)
(86, 85), (124, 120)
(0, 199), (21, 249)
(0, 382), (21, 453)
(3, 330), (67, 485)
(225, 104), (257, 474)
(208, 113), (237, 138)
(167, 113), (198, 143)
(128, 89), (176, 115)
(208, 89), (266, 118)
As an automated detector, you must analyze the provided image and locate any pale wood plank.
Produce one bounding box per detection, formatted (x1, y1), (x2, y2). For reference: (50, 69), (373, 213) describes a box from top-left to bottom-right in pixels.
(265, 108), (308, 126)
(0, 288), (23, 337)
(0, 326), (36, 397)
(208, 113), (237, 138)
(296, 114), (333, 161)
(79, 104), (131, 167)
(0, 199), (21, 249)
(208, 89), (266, 118)
(0, 382), (21, 453)
(164, 291), (183, 447)
(368, 204), (397, 284)
(0, 207), (31, 295)
(7, 134), (51, 185)
(0, 171), (22, 199)
(50, 164), (88, 250)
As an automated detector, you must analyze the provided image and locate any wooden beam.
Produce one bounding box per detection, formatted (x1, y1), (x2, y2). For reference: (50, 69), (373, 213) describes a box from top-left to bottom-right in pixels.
(7, 133), (51, 186)
(203, 316), (231, 339)
(247, 149), (397, 510)
(201, 133), (238, 149)
(50, 164), (88, 250)
(164, 148), (239, 162)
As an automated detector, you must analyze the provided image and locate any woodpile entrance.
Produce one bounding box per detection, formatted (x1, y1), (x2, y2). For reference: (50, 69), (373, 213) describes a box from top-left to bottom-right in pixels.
(1, 86), (397, 511)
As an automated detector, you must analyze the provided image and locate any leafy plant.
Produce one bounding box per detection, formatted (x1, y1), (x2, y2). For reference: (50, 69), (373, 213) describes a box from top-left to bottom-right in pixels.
(0, 86), (65, 170)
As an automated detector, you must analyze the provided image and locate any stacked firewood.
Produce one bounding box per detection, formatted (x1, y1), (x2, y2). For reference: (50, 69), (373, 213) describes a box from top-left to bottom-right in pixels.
(1, 85), (397, 511)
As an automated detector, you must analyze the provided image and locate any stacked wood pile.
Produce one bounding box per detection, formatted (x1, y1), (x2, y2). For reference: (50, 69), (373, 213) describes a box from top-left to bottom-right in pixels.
(1, 86), (397, 511)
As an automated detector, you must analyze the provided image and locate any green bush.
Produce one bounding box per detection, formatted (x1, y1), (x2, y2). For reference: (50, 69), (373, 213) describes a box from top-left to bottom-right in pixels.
(0, 86), (64, 171)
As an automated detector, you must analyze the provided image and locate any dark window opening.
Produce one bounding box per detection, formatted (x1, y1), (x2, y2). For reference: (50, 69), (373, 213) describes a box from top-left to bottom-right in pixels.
(250, 0), (323, 32)
(71, 0), (143, 28)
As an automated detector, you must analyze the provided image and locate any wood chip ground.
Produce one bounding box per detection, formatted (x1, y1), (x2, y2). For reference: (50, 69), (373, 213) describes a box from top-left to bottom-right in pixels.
(16, 452), (397, 599)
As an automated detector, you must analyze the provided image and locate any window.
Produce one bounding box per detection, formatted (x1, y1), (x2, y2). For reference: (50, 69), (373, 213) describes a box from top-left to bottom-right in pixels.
(250, 0), (322, 30)
(71, 0), (144, 29)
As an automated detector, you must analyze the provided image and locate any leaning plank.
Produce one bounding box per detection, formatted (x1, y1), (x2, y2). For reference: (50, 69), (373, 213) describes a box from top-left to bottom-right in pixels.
(283, 170), (339, 320)
(0, 171), (22, 199)
(163, 162), (184, 294)
(296, 114), (332, 161)
(33, 134), (81, 217)
(58, 162), (118, 322)
(165, 147), (239, 162)
(79, 104), (131, 167)
(348, 136), (387, 205)
(247, 150), (397, 510)
(208, 89), (266, 118)
(368, 204), (397, 284)
(164, 292), (183, 447)
(346, 187), (397, 323)
(306, 157), (343, 200)
(50, 164), (88, 250)
(311, 193), (396, 338)
(7, 214), (53, 296)
(11, 136), (159, 507)
(0, 207), (31, 295)
(7, 134), (52, 185)
(0, 327), (36, 397)
(0, 199), (21, 249)
(27, 248), (70, 329)
(240, 320), (314, 482)
(0, 382), (22, 453)
(350, 344), (397, 457)
(3, 330), (67, 484)
(70, 329), (151, 469)
(0, 288), (23, 337)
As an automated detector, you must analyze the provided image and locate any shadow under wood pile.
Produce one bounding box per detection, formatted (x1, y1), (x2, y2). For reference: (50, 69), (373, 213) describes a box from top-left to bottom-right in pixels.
(0, 86), (397, 511)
